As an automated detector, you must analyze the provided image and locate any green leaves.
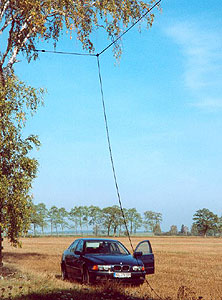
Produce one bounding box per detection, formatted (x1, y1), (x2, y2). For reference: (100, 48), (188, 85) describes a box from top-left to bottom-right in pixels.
(0, 0), (160, 69)
(143, 210), (162, 233)
(0, 75), (44, 252)
(193, 208), (218, 237)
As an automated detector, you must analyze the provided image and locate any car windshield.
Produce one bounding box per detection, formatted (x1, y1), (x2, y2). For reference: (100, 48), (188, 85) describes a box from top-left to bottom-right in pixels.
(84, 240), (130, 255)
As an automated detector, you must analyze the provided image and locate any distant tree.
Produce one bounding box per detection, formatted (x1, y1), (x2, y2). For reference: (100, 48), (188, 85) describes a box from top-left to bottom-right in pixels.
(89, 206), (103, 236)
(153, 223), (161, 235)
(102, 206), (116, 236)
(144, 211), (162, 232)
(82, 206), (90, 234)
(111, 206), (124, 236)
(58, 207), (69, 232)
(118, 208), (130, 236)
(169, 225), (178, 236)
(190, 223), (199, 236)
(69, 206), (86, 235)
(30, 203), (48, 235)
(30, 204), (40, 236)
(193, 208), (218, 237)
(48, 206), (60, 235)
(36, 203), (48, 234)
(126, 208), (142, 234)
(180, 224), (189, 236)
(69, 207), (79, 234)
(218, 216), (222, 237)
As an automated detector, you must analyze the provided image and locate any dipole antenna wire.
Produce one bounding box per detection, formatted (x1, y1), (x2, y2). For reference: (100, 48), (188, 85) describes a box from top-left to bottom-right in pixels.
(96, 54), (135, 252)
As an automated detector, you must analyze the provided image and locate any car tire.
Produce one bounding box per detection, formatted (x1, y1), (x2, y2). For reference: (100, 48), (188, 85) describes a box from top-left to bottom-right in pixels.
(61, 264), (68, 280)
(82, 266), (94, 284)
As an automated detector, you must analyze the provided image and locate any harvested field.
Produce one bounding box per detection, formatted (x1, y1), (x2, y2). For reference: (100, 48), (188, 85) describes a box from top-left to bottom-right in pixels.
(1, 236), (222, 300)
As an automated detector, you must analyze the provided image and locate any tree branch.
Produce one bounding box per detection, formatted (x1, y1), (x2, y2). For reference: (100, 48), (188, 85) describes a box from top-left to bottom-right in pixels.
(7, 24), (35, 71)
(0, 15), (12, 34)
(0, 0), (10, 23)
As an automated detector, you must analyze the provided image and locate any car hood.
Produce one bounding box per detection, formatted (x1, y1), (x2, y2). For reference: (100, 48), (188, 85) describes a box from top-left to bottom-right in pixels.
(84, 254), (142, 266)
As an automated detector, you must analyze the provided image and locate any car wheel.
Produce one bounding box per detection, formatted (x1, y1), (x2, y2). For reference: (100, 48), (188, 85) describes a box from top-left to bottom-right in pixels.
(61, 264), (68, 280)
(82, 267), (94, 284)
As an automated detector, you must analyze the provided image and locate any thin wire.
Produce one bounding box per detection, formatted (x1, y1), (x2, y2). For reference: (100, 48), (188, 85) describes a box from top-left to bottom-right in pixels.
(33, 49), (97, 57)
(96, 54), (135, 252)
(98, 0), (162, 56)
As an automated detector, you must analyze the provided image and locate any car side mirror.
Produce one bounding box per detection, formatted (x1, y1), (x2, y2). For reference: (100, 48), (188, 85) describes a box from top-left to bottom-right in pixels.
(133, 251), (143, 258)
(74, 250), (82, 256)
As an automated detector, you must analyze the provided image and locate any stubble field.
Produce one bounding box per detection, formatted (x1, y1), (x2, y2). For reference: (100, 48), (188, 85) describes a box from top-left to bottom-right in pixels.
(1, 236), (222, 300)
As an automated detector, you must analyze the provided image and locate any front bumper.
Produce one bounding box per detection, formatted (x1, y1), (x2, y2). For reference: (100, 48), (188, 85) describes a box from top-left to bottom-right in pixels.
(89, 270), (145, 284)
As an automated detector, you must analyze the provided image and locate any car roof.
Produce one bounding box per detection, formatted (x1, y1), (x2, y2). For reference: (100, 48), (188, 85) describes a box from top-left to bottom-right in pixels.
(78, 238), (120, 242)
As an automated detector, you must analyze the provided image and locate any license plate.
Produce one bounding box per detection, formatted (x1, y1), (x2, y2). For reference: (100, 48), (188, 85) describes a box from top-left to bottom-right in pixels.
(114, 272), (131, 278)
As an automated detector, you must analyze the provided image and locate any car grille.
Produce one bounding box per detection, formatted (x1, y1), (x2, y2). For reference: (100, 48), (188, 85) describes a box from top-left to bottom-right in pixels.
(113, 265), (130, 272)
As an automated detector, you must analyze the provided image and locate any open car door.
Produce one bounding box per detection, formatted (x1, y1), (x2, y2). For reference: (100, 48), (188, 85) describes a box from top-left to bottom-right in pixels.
(134, 240), (155, 274)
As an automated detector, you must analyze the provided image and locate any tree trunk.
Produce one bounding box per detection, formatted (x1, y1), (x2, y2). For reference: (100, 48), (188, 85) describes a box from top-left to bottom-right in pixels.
(130, 221), (133, 234)
(113, 226), (117, 237)
(0, 64), (5, 87)
(50, 221), (53, 236)
(0, 225), (3, 268)
(0, 69), (5, 267)
(86, 222), (89, 235)
(0, 207), (3, 267)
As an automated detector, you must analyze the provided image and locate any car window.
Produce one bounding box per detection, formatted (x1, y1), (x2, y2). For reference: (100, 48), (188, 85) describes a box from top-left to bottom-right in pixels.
(84, 241), (129, 255)
(136, 241), (152, 255)
(69, 240), (79, 251)
(75, 240), (84, 252)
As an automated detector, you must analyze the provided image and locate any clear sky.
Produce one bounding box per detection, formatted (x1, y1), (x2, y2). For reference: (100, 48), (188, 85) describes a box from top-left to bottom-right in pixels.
(15, 0), (222, 231)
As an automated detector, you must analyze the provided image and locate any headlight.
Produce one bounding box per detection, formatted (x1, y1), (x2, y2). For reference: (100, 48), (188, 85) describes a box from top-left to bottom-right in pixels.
(98, 265), (112, 271)
(132, 266), (144, 271)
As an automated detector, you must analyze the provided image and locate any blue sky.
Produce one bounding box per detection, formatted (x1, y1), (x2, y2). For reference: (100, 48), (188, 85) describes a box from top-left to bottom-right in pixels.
(15, 0), (222, 231)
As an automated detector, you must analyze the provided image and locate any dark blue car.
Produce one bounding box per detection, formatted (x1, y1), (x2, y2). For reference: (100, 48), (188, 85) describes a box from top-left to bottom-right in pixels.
(61, 238), (154, 285)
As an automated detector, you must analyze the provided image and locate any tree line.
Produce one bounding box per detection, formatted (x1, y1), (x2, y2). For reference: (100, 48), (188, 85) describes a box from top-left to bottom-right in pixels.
(30, 204), (222, 237)
(30, 204), (162, 236)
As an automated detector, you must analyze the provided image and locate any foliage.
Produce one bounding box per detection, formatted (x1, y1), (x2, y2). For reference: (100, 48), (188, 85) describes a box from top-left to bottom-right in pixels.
(193, 208), (218, 237)
(36, 202), (48, 233)
(180, 224), (189, 236)
(88, 205), (103, 236)
(143, 210), (162, 232)
(153, 223), (161, 235)
(47, 205), (69, 235)
(0, 75), (44, 248)
(126, 208), (142, 234)
(169, 225), (178, 236)
(69, 206), (86, 234)
(0, 0), (160, 71)
(190, 223), (199, 236)
(102, 206), (117, 236)
(217, 216), (222, 236)
(30, 203), (49, 235)
(24, 203), (222, 237)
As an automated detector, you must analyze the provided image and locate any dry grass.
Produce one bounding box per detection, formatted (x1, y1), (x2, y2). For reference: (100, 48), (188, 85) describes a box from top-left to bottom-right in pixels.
(1, 236), (222, 300)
